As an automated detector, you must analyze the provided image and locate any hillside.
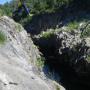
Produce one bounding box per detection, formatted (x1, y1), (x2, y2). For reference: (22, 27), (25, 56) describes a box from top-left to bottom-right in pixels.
(0, 16), (66, 90)
(0, 0), (90, 90)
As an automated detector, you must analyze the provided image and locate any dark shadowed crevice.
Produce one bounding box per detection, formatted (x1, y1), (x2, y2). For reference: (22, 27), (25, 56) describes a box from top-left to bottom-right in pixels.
(22, 9), (90, 90)
(32, 32), (90, 90)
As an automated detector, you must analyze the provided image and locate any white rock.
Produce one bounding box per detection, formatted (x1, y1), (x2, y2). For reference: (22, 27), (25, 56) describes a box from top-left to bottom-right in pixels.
(0, 16), (65, 90)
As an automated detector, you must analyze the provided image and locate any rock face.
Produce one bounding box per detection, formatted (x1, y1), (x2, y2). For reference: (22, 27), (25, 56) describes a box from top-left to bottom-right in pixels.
(34, 28), (90, 89)
(0, 16), (65, 90)
(35, 29), (90, 70)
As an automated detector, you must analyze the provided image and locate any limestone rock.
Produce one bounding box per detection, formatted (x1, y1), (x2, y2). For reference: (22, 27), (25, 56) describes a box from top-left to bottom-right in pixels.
(0, 16), (65, 90)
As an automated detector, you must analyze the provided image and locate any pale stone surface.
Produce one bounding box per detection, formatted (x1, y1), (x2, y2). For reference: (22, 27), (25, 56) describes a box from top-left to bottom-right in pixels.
(0, 16), (65, 90)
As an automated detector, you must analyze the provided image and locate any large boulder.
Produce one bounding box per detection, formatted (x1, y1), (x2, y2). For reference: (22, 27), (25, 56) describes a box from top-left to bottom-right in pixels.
(0, 16), (65, 90)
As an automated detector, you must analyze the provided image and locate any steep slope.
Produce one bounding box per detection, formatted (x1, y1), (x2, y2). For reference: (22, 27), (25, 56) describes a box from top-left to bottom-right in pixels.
(0, 16), (65, 90)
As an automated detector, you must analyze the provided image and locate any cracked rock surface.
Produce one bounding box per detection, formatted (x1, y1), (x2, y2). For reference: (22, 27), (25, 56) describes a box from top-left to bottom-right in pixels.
(0, 16), (65, 90)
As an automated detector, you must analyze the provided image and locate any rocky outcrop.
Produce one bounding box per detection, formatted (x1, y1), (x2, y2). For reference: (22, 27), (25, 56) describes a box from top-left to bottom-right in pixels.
(0, 16), (65, 90)
(33, 28), (90, 89)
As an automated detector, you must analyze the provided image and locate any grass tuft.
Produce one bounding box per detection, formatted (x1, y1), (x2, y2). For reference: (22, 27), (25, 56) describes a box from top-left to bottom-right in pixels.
(36, 57), (45, 68)
(41, 30), (54, 39)
(67, 21), (79, 31)
(0, 31), (6, 45)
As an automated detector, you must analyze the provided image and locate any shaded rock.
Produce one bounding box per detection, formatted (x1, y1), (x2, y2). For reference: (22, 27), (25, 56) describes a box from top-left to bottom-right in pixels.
(33, 28), (90, 89)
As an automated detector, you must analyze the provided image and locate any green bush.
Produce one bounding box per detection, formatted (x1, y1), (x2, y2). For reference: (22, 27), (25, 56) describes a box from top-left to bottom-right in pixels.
(10, 0), (72, 14)
(0, 31), (6, 45)
(28, 0), (72, 14)
(0, 9), (3, 17)
(40, 30), (55, 39)
(36, 57), (45, 68)
(1, 0), (90, 17)
(0, 2), (13, 16)
(66, 21), (79, 31)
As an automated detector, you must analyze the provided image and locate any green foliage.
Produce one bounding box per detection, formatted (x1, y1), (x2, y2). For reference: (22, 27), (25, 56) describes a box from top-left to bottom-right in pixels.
(17, 0), (90, 14)
(0, 2), (14, 16)
(5, 0), (71, 15)
(1, 0), (90, 17)
(26, 0), (72, 14)
(66, 21), (79, 31)
(40, 30), (55, 39)
(1, 0), (90, 28)
(0, 31), (6, 45)
(0, 9), (3, 17)
(36, 57), (45, 68)
(0, 0), (71, 16)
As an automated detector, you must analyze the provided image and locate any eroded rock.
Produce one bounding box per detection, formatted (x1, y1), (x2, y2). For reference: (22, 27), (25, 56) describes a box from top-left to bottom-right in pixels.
(0, 16), (65, 90)
(33, 28), (90, 89)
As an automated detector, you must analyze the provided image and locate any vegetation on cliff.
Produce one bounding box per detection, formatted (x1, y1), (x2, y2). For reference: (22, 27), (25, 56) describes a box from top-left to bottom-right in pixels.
(1, 1), (90, 90)
(0, 31), (6, 44)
